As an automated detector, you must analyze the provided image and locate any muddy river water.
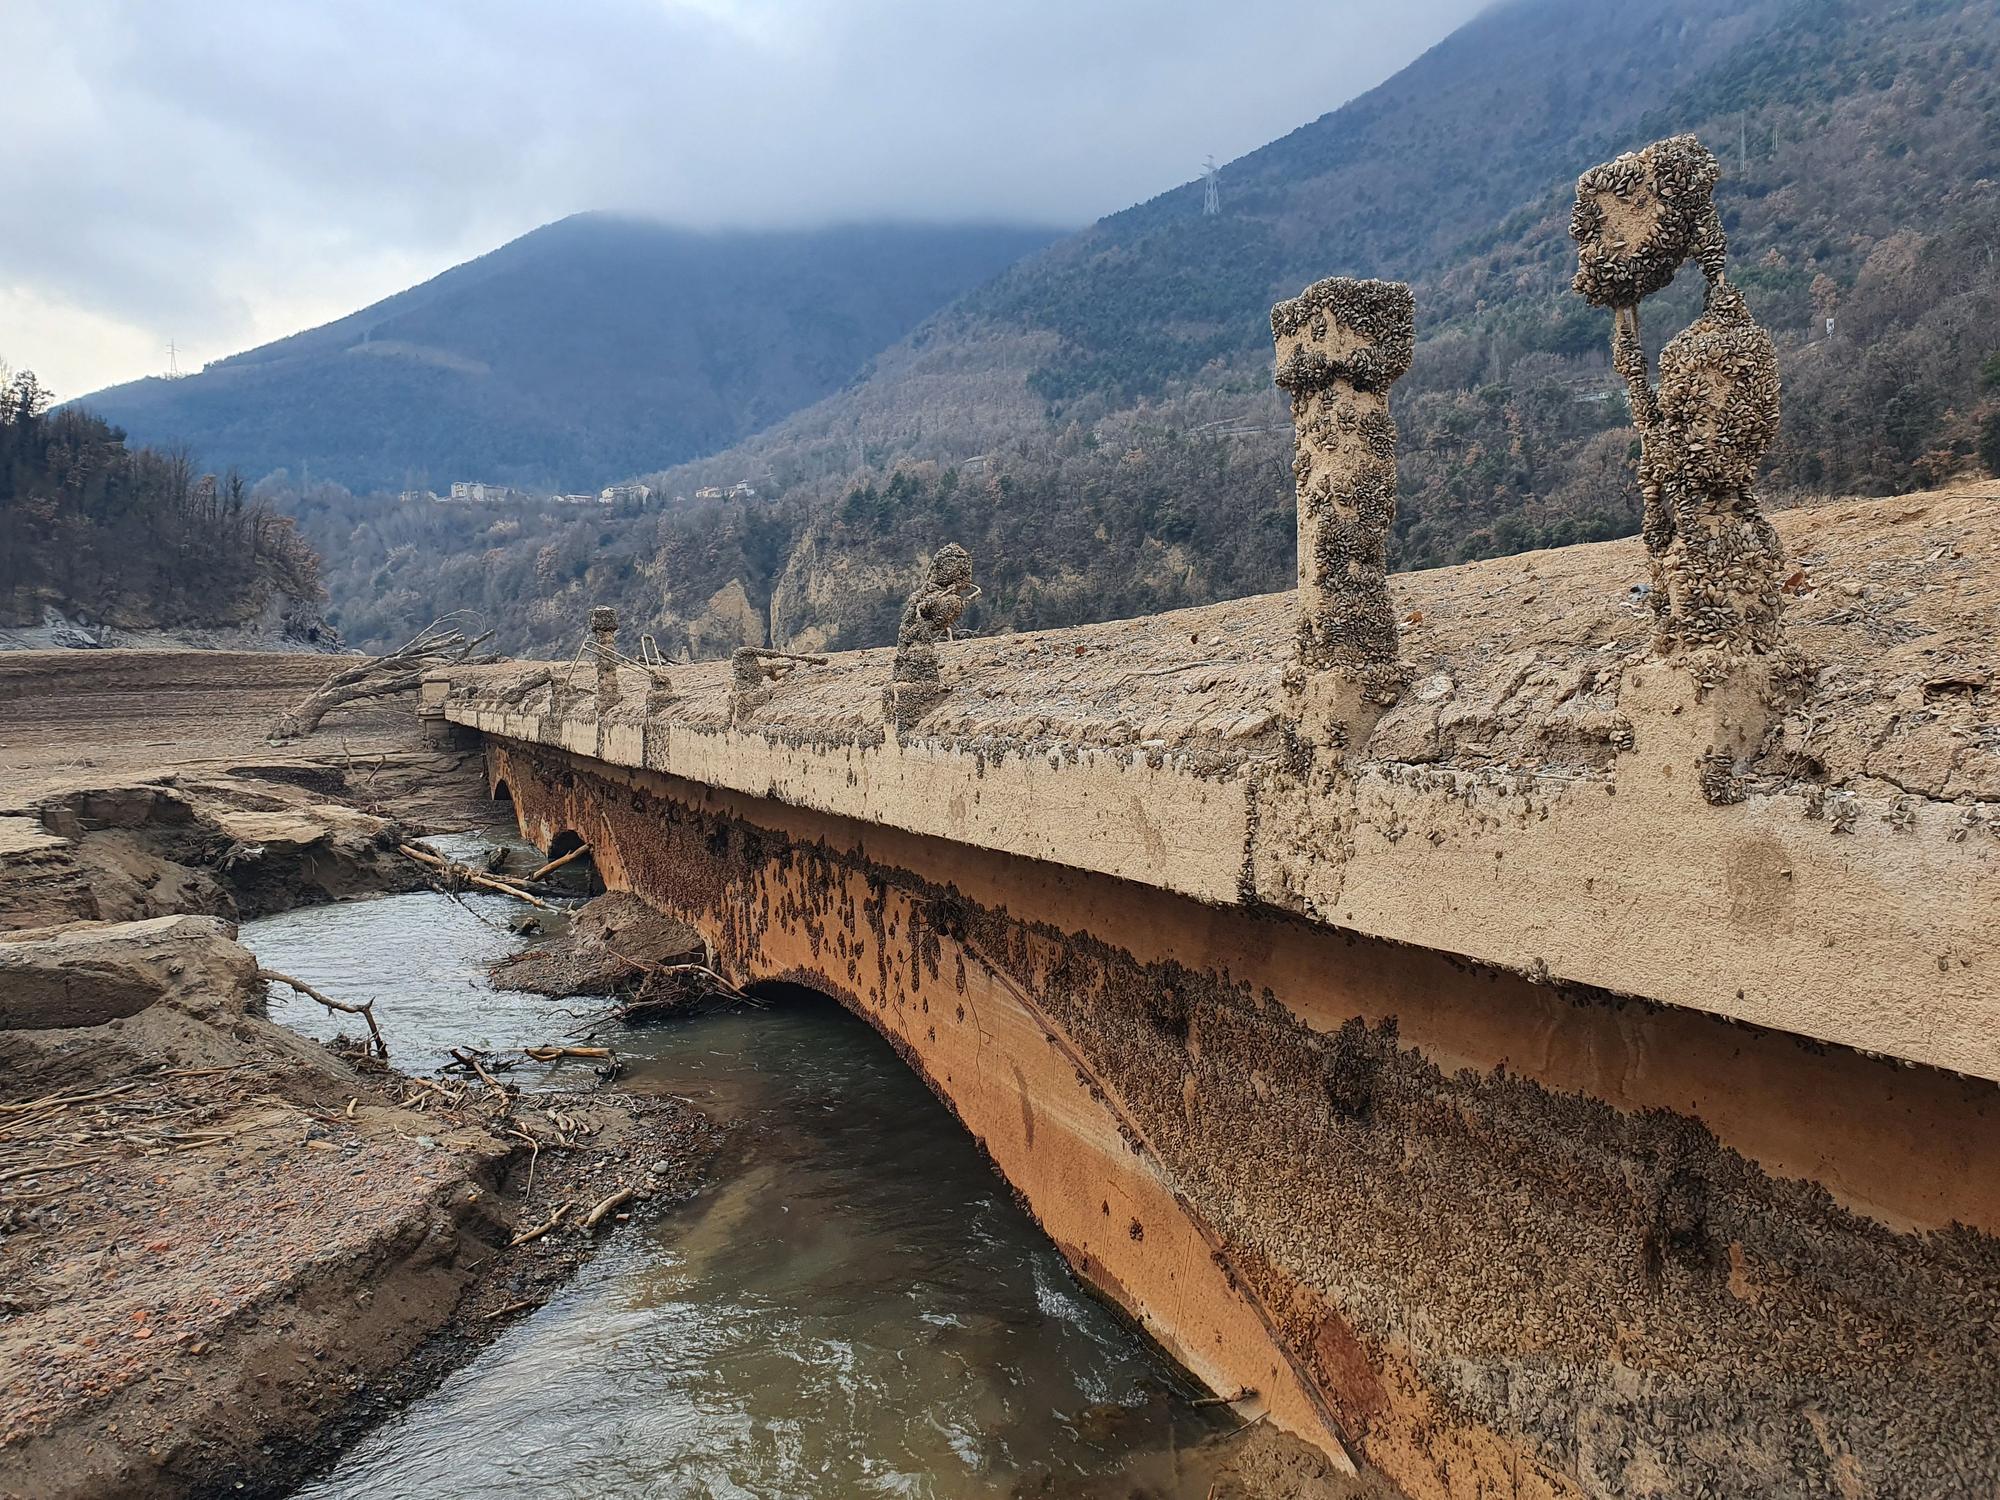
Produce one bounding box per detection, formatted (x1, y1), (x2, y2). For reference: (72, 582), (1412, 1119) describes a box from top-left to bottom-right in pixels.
(243, 836), (1231, 1498)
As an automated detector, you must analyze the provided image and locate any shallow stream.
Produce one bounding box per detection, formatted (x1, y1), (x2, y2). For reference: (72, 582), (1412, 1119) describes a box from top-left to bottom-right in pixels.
(243, 833), (1230, 1498)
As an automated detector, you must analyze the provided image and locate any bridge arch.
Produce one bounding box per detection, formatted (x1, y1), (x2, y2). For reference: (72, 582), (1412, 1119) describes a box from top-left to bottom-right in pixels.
(538, 828), (598, 893)
(482, 740), (1362, 1462)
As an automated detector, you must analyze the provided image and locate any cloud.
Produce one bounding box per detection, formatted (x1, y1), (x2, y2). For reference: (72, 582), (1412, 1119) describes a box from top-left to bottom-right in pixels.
(0, 0), (1487, 398)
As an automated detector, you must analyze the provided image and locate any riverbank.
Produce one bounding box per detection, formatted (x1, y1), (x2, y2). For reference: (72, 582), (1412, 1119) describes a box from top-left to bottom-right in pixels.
(0, 654), (720, 1499)
(0, 651), (1369, 1500)
(0, 914), (717, 1500)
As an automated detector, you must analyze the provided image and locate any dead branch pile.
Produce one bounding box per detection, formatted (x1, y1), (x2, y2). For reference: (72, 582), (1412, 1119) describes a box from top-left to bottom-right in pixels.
(402, 1053), (614, 1196)
(566, 952), (765, 1028)
(399, 843), (567, 908)
(268, 612), (497, 742)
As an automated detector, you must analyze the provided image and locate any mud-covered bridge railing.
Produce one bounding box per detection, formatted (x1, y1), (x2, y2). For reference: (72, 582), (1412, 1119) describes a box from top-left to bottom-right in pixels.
(439, 497), (1999, 1081)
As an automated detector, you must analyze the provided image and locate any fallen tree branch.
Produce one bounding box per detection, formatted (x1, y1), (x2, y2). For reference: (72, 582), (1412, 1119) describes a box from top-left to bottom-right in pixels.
(583, 1186), (635, 1230)
(399, 844), (555, 909)
(258, 968), (388, 1058)
(448, 1047), (512, 1105)
(529, 843), (592, 881)
(268, 611), (497, 742)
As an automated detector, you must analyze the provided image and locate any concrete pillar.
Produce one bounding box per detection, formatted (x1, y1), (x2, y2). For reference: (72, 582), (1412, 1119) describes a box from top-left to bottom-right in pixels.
(1271, 277), (1415, 739)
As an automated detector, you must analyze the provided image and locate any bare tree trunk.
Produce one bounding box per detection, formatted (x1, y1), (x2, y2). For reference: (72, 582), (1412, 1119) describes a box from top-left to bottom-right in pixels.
(267, 612), (494, 742)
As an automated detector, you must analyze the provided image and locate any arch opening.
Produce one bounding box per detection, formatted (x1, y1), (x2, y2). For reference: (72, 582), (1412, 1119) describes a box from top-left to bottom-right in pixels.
(539, 829), (599, 894)
(742, 978), (846, 1012)
(490, 778), (513, 804)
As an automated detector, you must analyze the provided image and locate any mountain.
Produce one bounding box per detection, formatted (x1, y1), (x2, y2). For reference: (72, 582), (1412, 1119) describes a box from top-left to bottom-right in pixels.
(72, 217), (1061, 494)
(275, 0), (2000, 658)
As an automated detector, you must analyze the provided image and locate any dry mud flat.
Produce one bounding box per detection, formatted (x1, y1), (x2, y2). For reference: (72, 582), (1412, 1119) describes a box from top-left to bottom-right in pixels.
(0, 649), (487, 830)
(0, 915), (716, 1500)
(0, 654), (718, 1499)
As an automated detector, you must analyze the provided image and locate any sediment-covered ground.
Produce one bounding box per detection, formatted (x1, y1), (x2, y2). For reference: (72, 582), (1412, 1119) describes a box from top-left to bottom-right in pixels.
(0, 913), (716, 1500)
(0, 654), (720, 1500)
(0, 650), (485, 825)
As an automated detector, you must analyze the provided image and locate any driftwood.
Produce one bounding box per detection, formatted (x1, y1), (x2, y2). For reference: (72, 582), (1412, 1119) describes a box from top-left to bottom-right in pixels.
(583, 1186), (635, 1230)
(258, 968), (388, 1058)
(556, 954), (765, 1031)
(268, 612), (496, 742)
(448, 1046), (512, 1104)
(508, 1201), (571, 1247)
(528, 842), (592, 881)
(399, 844), (556, 908)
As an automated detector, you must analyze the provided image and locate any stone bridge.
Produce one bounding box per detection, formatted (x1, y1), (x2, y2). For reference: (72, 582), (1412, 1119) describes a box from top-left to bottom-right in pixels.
(432, 205), (2000, 1495)
(434, 478), (1999, 1498)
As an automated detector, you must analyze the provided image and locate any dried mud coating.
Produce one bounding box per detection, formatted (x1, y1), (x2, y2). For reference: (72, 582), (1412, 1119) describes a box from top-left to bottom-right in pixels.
(590, 605), (621, 711)
(886, 542), (976, 727)
(1574, 134), (1786, 666)
(1628, 284), (1787, 656)
(1269, 278), (1414, 685)
(731, 647), (768, 690)
(493, 667), (555, 707)
(728, 647), (811, 724)
(1570, 133), (1725, 308)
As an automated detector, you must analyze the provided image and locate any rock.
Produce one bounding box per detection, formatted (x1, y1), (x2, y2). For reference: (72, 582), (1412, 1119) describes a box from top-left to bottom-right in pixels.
(0, 915), (259, 1031)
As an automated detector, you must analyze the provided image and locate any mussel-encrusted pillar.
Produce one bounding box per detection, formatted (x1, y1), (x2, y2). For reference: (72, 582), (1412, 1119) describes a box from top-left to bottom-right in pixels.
(1571, 132), (1785, 669)
(1271, 277), (1415, 747)
(1570, 133), (1794, 802)
(590, 606), (622, 712)
(885, 543), (977, 732)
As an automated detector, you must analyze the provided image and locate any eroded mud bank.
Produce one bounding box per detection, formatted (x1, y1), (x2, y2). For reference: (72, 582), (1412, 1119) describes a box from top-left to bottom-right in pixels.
(0, 909), (717, 1500)
(0, 760), (721, 1500)
(0, 775), (429, 935)
(490, 739), (2000, 1500)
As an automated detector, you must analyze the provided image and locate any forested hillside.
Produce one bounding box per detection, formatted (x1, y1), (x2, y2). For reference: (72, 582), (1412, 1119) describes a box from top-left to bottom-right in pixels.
(73, 218), (1058, 494)
(280, 0), (2000, 658)
(1, 365), (325, 643)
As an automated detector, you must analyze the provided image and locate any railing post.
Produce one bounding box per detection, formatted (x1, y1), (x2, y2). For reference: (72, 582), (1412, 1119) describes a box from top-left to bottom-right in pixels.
(885, 543), (977, 732)
(1270, 277), (1415, 749)
(1570, 134), (1792, 801)
(590, 606), (622, 712)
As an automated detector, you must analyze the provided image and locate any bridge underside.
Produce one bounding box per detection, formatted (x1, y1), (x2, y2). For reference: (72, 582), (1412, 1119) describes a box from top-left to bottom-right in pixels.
(489, 738), (2000, 1499)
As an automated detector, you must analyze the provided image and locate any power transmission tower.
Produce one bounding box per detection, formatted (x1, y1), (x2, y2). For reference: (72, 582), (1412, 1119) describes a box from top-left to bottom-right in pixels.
(164, 341), (187, 380)
(1202, 156), (1220, 217)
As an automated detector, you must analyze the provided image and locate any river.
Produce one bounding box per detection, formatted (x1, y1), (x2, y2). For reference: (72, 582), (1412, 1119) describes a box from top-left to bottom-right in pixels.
(242, 835), (1232, 1498)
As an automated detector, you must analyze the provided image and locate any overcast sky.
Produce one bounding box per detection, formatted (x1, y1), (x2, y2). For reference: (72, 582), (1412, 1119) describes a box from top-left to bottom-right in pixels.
(3, 0), (1488, 400)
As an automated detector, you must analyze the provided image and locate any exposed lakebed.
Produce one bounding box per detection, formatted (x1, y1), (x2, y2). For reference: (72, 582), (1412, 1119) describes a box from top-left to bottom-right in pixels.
(247, 834), (1233, 1498)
